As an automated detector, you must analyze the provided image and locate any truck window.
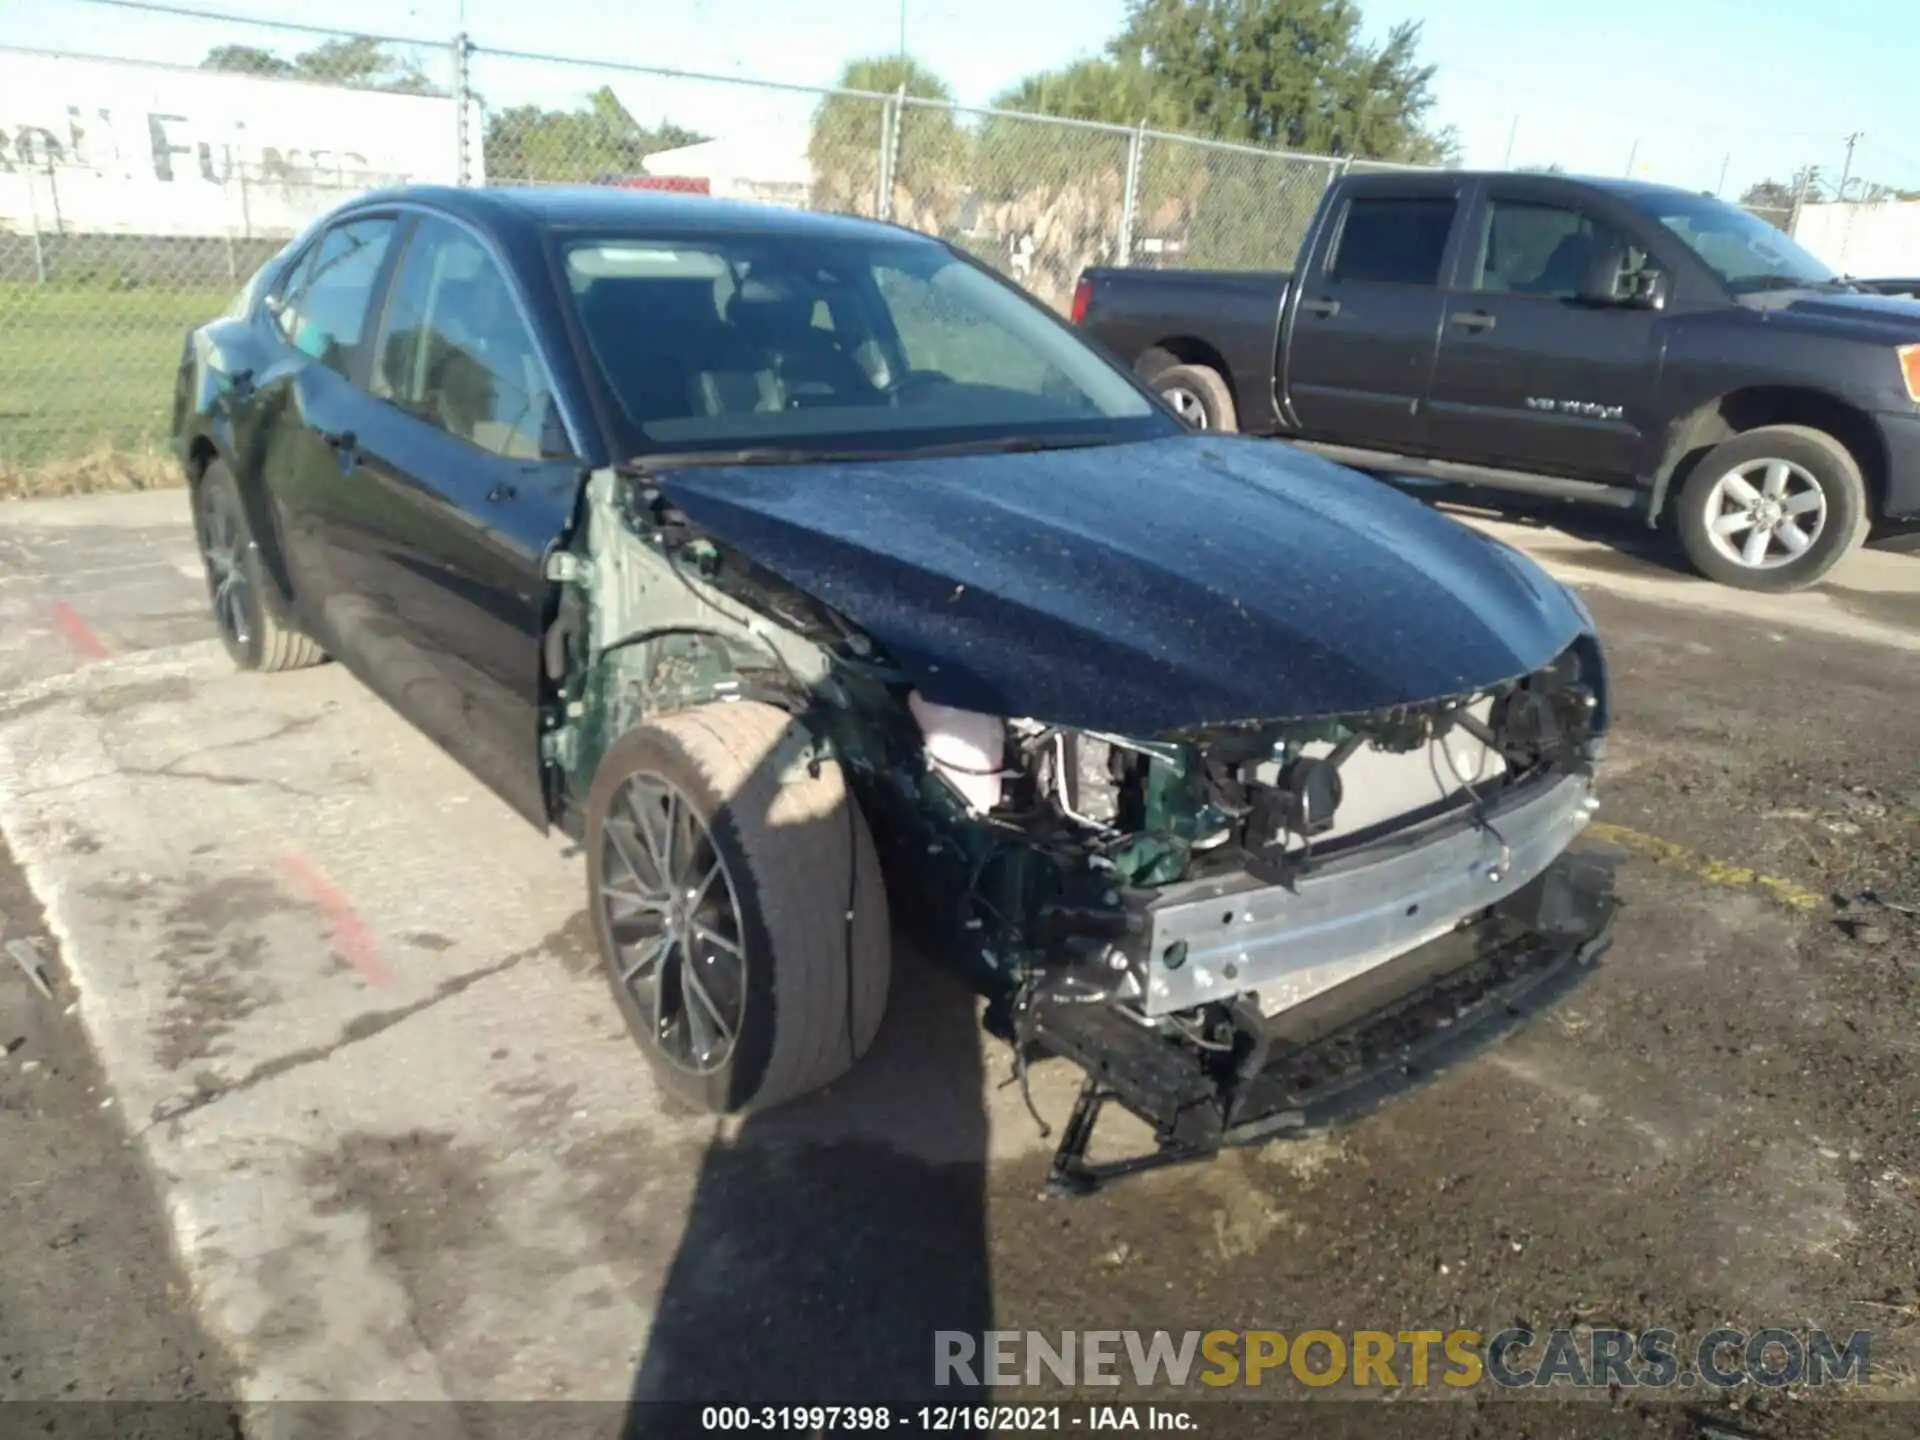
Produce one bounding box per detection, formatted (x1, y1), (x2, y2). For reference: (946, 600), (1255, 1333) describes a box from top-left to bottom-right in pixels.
(1329, 197), (1455, 286)
(1471, 201), (1646, 299)
(1622, 192), (1836, 292)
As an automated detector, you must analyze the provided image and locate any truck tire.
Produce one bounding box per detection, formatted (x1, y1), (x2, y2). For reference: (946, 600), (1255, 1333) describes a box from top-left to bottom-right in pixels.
(1151, 363), (1237, 433)
(585, 700), (891, 1115)
(1675, 425), (1869, 592)
(192, 460), (327, 672)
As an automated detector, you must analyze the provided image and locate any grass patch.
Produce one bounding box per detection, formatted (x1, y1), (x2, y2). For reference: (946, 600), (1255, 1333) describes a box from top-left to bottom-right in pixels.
(0, 284), (228, 496)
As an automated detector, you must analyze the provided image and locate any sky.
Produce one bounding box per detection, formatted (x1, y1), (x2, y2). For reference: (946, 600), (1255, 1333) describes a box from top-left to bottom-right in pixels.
(10, 0), (1919, 201)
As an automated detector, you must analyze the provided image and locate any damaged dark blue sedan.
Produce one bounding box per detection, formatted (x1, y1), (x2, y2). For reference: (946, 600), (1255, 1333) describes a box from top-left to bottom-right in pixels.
(172, 187), (1616, 1189)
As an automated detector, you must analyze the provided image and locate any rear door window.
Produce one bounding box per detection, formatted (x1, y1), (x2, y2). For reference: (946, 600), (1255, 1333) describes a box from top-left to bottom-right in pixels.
(1329, 196), (1457, 285)
(269, 217), (397, 379)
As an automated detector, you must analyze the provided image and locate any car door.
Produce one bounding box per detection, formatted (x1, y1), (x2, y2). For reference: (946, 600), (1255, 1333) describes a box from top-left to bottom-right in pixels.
(1424, 191), (1663, 481)
(1280, 182), (1466, 451)
(313, 211), (585, 827)
(248, 215), (404, 633)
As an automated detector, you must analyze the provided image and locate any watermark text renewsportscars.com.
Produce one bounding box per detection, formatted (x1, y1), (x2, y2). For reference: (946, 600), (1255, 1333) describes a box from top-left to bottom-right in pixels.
(935, 1328), (1872, 1390)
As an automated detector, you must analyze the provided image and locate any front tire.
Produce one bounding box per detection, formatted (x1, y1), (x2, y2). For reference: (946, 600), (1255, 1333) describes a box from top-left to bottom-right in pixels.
(192, 460), (326, 671)
(1151, 363), (1237, 433)
(1675, 425), (1869, 592)
(585, 701), (890, 1114)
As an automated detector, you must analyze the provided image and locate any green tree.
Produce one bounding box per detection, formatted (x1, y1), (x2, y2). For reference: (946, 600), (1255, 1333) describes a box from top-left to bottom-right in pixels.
(806, 56), (968, 226)
(1108, 0), (1456, 163)
(200, 37), (439, 94)
(484, 88), (704, 183)
(199, 45), (293, 78)
(974, 60), (1165, 201)
(960, 66), (1132, 307)
(1740, 175), (1805, 213)
(1843, 178), (1920, 202)
(992, 57), (1180, 129)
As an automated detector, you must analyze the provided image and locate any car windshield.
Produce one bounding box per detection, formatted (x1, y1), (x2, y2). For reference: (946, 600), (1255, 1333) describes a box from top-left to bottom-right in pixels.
(1623, 192), (1842, 293)
(561, 232), (1172, 461)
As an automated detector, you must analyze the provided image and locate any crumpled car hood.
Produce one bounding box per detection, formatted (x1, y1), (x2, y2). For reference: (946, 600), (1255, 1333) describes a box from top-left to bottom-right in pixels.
(657, 434), (1591, 734)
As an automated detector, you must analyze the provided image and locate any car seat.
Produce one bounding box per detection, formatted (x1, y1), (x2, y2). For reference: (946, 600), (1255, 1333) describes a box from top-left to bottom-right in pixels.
(580, 278), (718, 426)
(689, 272), (873, 416)
(1533, 230), (1603, 297)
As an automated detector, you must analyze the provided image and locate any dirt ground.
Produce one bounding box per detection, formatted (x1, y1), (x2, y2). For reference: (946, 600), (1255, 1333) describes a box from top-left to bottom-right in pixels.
(0, 840), (241, 1435)
(973, 585), (1920, 1437)
(0, 489), (1916, 1439)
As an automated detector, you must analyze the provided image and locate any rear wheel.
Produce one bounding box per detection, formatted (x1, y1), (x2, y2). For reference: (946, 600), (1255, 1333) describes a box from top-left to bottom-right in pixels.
(1150, 363), (1237, 433)
(585, 701), (891, 1114)
(1675, 425), (1869, 592)
(192, 460), (326, 671)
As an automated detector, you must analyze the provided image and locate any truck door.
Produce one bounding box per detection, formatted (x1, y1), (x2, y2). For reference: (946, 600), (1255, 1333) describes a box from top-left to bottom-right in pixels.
(1280, 179), (1465, 450)
(1425, 189), (1664, 482)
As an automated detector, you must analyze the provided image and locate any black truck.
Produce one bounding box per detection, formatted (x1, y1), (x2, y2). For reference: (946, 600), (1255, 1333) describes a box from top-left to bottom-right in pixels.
(1075, 170), (1920, 591)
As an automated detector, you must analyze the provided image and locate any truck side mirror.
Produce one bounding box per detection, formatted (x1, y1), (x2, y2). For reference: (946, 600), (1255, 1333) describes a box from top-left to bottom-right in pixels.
(1576, 244), (1630, 305)
(1631, 268), (1672, 311)
(1576, 245), (1669, 310)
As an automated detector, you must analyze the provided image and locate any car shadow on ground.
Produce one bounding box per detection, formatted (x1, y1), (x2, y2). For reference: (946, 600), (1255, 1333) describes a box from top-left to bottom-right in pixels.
(621, 939), (994, 1432)
(1397, 477), (1920, 579)
(1388, 478), (1696, 579)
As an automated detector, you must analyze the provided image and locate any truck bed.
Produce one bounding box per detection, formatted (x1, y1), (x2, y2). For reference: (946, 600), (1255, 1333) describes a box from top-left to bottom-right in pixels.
(1077, 267), (1292, 434)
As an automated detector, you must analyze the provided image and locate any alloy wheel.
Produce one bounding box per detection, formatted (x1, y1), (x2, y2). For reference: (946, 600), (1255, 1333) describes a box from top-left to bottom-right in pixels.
(597, 771), (748, 1075)
(197, 488), (253, 649)
(1702, 458), (1828, 571)
(1162, 386), (1209, 428)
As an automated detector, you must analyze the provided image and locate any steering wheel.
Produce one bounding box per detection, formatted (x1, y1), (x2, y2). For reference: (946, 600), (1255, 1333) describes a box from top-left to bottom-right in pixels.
(887, 370), (952, 408)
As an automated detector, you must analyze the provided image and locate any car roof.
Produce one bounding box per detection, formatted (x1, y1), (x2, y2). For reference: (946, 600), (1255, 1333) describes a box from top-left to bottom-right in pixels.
(342, 183), (930, 246)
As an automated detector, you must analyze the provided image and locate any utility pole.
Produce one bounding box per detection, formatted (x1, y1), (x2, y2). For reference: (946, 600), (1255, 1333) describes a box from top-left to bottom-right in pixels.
(1714, 152), (1729, 197)
(1624, 137), (1639, 178)
(1838, 131), (1863, 201)
(897, 0), (907, 62)
(1502, 113), (1518, 170)
(1790, 165), (1820, 234)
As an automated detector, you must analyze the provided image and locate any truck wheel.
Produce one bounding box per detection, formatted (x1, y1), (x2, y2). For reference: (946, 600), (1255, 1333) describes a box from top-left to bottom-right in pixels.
(585, 701), (891, 1115)
(1152, 364), (1237, 432)
(192, 460), (326, 672)
(1675, 426), (1869, 592)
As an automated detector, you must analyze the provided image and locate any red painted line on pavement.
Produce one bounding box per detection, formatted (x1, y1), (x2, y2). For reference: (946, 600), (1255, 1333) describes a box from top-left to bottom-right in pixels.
(279, 854), (395, 989)
(49, 600), (110, 662)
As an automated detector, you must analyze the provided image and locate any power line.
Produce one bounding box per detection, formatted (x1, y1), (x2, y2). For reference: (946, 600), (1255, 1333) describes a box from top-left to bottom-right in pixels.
(55, 0), (439, 48)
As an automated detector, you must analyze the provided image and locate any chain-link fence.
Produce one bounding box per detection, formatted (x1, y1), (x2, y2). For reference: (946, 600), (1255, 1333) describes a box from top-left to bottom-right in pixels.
(0, 2), (466, 492)
(0, 0), (1835, 496)
(1130, 135), (1340, 275)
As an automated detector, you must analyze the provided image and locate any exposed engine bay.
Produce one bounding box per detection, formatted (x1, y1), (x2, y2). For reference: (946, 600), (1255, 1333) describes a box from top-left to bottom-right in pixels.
(543, 466), (1619, 1191)
(896, 651), (1613, 1186)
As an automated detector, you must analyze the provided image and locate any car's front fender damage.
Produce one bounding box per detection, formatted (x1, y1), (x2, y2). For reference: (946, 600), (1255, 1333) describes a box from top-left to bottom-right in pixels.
(543, 466), (1618, 1192)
